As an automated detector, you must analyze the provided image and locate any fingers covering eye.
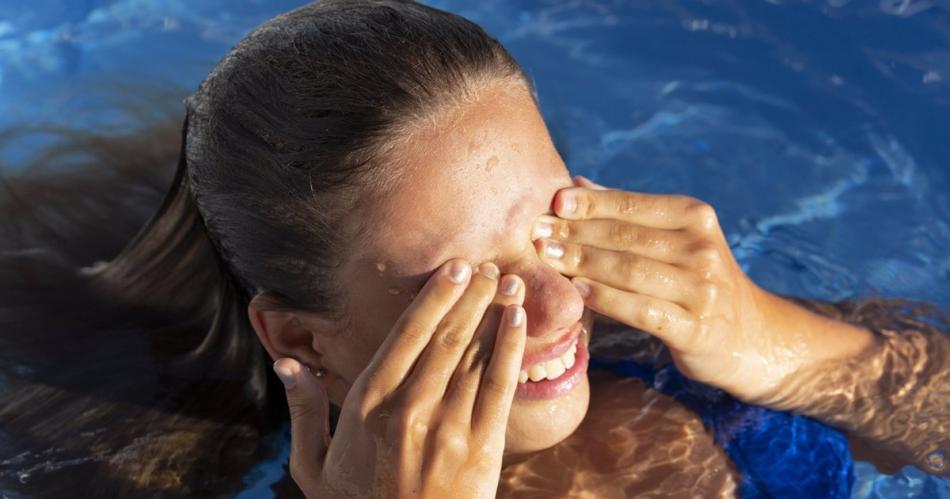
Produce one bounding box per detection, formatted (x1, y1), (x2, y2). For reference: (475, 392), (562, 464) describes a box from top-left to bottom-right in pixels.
(556, 188), (714, 231)
(535, 216), (693, 265)
(536, 239), (706, 310)
(401, 263), (502, 403)
(573, 277), (697, 351)
(359, 259), (472, 402)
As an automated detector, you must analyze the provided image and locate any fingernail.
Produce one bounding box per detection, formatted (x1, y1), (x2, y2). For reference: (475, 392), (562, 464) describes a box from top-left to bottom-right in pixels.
(508, 306), (525, 327)
(533, 218), (553, 239)
(500, 275), (520, 296)
(478, 262), (500, 280)
(543, 240), (565, 260)
(273, 360), (298, 390)
(558, 192), (577, 215)
(573, 279), (591, 298)
(447, 260), (471, 284)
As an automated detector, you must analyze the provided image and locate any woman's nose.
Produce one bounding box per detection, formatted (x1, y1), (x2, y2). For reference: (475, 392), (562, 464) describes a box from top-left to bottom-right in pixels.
(513, 262), (585, 338)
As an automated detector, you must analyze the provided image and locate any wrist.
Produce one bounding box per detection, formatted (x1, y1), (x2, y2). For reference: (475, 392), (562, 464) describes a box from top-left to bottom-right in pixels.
(748, 289), (877, 408)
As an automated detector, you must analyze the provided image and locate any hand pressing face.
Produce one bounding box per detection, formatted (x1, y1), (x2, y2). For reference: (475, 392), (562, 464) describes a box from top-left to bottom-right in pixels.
(531, 178), (814, 402)
(318, 81), (594, 455)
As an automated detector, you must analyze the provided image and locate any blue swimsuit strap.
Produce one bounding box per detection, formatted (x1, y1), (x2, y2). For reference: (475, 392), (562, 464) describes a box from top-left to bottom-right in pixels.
(588, 356), (854, 499)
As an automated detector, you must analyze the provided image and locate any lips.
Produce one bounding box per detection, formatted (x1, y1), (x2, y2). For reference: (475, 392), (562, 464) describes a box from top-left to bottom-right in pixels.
(519, 320), (583, 371)
(514, 321), (590, 400)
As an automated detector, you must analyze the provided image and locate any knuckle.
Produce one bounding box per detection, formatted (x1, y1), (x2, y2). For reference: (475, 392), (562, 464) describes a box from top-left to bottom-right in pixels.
(691, 244), (721, 272)
(609, 223), (639, 247)
(398, 320), (431, 344)
(471, 442), (498, 465)
(436, 323), (467, 350)
(654, 307), (675, 333)
(356, 390), (381, 420)
(579, 192), (595, 218)
(633, 303), (655, 328)
(646, 235), (669, 252)
(434, 427), (470, 457)
(391, 404), (428, 439)
(696, 282), (719, 313)
(409, 418), (430, 440)
(673, 194), (698, 205)
(288, 399), (322, 422)
(480, 373), (509, 398)
(353, 399), (372, 423)
(618, 254), (646, 281)
(687, 200), (718, 230)
(617, 193), (638, 216)
(699, 282), (719, 302)
(684, 318), (708, 346)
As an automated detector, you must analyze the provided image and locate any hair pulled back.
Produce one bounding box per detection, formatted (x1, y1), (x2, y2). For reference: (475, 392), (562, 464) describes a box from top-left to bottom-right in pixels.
(99, 0), (528, 387)
(1, 1), (527, 495)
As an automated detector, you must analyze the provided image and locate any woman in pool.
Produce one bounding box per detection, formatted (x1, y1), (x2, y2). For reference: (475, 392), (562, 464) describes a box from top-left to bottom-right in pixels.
(1, 0), (946, 497)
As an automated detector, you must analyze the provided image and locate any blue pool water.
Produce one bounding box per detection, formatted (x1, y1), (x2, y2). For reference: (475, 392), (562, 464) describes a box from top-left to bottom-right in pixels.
(1, 0), (948, 497)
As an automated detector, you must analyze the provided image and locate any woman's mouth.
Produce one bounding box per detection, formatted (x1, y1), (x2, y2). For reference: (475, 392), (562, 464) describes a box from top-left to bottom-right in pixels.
(514, 321), (590, 400)
(519, 338), (578, 383)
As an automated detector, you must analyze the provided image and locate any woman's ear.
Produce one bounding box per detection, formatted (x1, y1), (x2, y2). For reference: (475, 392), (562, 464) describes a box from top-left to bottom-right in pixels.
(247, 293), (335, 370)
(248, 293), (352, 407)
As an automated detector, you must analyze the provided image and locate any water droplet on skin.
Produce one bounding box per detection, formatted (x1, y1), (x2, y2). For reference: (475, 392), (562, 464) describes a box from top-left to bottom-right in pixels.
(926, 450), (945, 471)
(387, 287), (401, 295)
(376, 262), (387, 273)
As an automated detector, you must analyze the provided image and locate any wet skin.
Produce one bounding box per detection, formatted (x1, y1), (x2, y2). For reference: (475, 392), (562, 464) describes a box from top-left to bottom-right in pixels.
(251, 79), (949, 497)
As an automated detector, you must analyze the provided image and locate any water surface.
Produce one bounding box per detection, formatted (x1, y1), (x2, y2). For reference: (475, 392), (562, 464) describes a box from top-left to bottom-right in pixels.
(1, 1), (948, 497)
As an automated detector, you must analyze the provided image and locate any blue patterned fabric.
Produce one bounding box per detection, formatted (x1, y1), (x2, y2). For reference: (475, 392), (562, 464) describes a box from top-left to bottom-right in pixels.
(589, 357), (854, 498)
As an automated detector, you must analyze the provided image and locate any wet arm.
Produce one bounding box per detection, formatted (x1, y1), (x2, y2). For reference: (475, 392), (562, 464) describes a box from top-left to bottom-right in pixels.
(752, 295), (950, 476)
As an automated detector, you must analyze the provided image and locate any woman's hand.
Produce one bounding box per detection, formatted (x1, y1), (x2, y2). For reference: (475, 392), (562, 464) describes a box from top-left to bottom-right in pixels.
(272, 260), (527, 498)
(532, 177), (871, 403)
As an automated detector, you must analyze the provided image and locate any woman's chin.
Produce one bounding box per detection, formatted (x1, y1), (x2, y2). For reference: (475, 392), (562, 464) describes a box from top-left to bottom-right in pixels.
(503, 374), (590, 454)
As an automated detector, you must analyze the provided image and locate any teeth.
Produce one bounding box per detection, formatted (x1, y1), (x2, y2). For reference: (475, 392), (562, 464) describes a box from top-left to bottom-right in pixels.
(543, 358), (566, 379)
(563, 348), (576, 369)
(527, 364), (547, 382)
(518, 339), (578, 384)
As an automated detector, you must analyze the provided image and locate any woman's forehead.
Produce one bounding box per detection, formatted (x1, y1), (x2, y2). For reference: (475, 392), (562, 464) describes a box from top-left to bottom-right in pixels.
(368, 156), (569, 276)
(354, 83), (569, 274)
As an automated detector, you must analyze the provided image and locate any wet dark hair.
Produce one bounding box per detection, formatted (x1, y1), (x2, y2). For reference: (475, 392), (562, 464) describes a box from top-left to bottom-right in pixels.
(0, 1), (527, 496)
